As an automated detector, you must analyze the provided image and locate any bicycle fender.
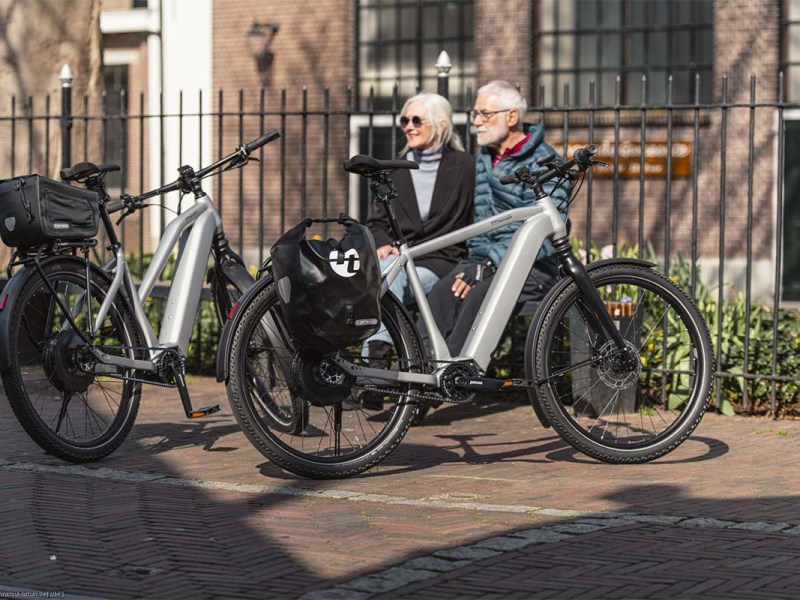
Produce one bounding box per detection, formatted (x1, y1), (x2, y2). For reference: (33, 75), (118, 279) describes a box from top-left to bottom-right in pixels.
(215, 273), (274, 383)
(524, 257), (657, 428)
(0, 266), (38, 371)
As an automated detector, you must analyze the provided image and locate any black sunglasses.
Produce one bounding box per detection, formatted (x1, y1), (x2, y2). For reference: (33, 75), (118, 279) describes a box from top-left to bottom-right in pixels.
(399, 115), (426, 128)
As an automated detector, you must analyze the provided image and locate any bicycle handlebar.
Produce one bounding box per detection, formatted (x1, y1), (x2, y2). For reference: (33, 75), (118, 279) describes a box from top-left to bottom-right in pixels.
(242, 130), (281, 154)
(499, 144), (604, 188)
(133, 129), (281, 202)
(101, 130), (281, 216)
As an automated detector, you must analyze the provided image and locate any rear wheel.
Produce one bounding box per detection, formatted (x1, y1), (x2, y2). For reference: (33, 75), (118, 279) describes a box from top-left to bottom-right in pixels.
(528, 264), (713, 463)
(1, 258), (144, 462)
(226, 285), (422, 479)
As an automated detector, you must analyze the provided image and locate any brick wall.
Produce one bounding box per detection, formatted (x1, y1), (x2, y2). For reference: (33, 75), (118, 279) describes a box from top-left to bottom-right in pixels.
(211, 0), (356, 266)
(474, 0), (531, 95)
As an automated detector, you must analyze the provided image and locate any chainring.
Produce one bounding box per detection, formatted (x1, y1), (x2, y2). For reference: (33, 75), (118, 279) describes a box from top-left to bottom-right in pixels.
(439, 361), (480, 404)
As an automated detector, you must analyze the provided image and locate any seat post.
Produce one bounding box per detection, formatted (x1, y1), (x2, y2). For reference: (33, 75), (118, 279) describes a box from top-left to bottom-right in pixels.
(370, 172), (406, 247)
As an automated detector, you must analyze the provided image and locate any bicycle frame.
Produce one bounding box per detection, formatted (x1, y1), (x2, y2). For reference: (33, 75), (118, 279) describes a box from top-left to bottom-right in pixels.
(90, 193), (222, 373)
(333, 194), (568, 387)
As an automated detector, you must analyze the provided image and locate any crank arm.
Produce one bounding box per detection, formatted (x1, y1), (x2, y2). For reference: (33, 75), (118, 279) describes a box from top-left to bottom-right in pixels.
(453, 376), (536, 391)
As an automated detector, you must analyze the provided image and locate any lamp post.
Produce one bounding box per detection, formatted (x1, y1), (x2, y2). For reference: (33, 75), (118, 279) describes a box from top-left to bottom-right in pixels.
(59, 64), (73, 170)
(435, 50), (451, 100)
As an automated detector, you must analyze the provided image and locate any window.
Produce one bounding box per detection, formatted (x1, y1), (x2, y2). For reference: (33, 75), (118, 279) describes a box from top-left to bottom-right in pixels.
(102, 64), (129, 189)
(532, 0), (714, 105)
(357, 0), (475, 109)
(782, 0), (800, 101)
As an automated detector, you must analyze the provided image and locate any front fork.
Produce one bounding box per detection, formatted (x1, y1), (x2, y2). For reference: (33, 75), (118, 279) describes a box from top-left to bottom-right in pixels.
(552, 237), (634, 362)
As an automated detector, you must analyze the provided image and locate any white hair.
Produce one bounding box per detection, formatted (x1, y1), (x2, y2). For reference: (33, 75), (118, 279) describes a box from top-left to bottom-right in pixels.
(476, 80), (528, 131)
(399, 92), (465, 154)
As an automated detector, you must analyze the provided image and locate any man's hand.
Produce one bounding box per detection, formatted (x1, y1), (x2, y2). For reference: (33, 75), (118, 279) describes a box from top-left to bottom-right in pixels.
(452, 260), (495, 299)
(377, 245), (399, 261)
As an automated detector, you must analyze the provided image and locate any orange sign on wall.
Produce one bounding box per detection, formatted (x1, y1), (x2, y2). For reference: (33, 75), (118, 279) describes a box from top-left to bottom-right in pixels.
(565, 141), (692, 178)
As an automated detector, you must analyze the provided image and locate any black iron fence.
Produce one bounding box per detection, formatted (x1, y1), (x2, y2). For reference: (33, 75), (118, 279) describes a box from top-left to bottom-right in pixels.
(1, 72), (799, 415)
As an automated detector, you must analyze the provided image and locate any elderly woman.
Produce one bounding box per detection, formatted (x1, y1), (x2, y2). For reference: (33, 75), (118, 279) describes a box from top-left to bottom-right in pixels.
(362, 92), (474, 368)
(366, 92), (474, 305)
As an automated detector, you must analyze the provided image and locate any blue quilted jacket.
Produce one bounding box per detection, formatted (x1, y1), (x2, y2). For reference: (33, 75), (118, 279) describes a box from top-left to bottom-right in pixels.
(467, 124), (570, 272)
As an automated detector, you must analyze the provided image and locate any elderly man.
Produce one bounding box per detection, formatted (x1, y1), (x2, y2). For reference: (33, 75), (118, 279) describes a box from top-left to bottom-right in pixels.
(423, 79), (571, 355)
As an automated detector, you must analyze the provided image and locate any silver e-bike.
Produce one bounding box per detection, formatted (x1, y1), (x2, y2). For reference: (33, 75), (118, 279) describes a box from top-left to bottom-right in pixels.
(219, 145), (714, 479)
(0, 131), (284, 462)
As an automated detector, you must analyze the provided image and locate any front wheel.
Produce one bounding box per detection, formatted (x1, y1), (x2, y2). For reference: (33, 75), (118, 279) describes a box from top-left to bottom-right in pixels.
(527, 264), (713, 463)
(1, 258), (145, 462)
(226, 285), (423, 479)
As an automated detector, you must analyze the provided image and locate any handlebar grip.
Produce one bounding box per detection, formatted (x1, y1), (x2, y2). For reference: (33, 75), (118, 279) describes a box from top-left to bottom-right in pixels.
(106, 201), (125, 214)
(243, 130), (281, 154)
(498, 173), (518, 185)
(573, 144), (599, 168)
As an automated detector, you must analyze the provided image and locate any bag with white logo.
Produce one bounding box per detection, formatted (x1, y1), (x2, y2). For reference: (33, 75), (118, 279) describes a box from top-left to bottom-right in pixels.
(0, 175), (99, 249)
(269, 214), (381, 352)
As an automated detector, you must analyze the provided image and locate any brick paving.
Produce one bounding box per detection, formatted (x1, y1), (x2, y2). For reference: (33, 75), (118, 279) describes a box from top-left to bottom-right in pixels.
(2, 377), (800, 598)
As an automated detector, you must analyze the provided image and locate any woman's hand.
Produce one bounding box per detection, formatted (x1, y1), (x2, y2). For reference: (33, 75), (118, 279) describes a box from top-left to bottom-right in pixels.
(376, 245), (399, 261)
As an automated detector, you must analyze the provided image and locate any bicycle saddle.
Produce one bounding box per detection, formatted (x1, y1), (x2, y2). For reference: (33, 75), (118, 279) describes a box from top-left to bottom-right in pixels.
(342, 155), (418, 176)
(60, 162), (121, 182)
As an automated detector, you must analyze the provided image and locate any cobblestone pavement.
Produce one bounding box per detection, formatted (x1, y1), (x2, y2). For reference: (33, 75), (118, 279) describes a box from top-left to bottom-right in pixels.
(2, 377), (800, 599)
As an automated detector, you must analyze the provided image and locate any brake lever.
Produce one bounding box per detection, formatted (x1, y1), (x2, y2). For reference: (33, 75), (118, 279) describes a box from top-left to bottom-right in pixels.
(115, 196), (147, 225)
(592, 160), (610, 168)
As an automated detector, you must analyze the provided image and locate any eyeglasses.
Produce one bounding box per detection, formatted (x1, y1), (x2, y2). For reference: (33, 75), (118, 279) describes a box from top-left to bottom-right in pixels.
(469, 109), (511, 123)
(399, 115), (426, 129)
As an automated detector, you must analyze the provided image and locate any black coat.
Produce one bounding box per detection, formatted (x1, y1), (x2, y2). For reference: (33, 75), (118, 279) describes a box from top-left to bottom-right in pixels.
(365, 146), (475, 278)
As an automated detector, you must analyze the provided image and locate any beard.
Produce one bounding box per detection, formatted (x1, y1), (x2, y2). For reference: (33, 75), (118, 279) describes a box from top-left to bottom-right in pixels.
(475, 123), (509, 147)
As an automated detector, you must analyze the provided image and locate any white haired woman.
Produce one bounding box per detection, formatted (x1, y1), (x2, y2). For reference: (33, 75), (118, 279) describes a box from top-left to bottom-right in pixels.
(363, 92), (474, 365)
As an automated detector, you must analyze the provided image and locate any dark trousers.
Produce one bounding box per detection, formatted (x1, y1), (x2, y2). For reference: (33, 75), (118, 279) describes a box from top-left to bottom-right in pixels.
(420, 260), (557, 356)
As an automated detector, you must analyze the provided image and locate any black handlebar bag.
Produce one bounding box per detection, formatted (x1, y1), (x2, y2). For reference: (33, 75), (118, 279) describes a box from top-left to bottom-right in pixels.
(270, 215), (381, 352)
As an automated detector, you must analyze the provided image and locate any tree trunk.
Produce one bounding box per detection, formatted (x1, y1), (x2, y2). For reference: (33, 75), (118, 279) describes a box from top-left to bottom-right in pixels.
(0, 0), (102, 266)
(0, 0), (103, 180)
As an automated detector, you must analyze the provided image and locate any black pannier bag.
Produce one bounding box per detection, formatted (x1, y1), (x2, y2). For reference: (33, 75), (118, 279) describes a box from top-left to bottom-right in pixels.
(0, 175), (100, 248)
(270, 215), (381, 352)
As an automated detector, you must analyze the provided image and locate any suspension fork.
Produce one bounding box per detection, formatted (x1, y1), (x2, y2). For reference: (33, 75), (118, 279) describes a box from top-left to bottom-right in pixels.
(552, 238), (631, 356)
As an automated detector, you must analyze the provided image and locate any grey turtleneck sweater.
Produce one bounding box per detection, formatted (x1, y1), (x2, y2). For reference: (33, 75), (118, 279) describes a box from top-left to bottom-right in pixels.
(406, 143), (444, 222)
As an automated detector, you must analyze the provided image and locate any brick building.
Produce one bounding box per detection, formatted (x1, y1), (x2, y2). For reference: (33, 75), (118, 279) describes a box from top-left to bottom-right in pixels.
(69, 0), (800, 299)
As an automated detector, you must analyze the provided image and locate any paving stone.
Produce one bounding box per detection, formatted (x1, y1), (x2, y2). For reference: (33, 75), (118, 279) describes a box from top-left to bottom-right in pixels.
(401, 556), (473, 572)
(507, 529), (573, 544)
(432, 546), (503, 561)
(473, 535), (536, 551)
(341, 567), (438, 592)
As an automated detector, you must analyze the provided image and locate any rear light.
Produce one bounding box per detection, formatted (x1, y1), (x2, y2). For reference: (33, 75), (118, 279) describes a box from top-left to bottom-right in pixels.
(228, 302), (239, 320)
(0, 294), (7, 312)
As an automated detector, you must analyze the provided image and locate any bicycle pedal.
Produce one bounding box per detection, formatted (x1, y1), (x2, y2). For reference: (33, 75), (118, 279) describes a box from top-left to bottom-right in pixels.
(187, 404), (221, 419)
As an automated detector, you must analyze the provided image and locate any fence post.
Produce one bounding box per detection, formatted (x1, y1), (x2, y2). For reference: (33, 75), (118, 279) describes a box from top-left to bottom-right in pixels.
(435, 50), (451, 99)
(59, 64), (73, 170)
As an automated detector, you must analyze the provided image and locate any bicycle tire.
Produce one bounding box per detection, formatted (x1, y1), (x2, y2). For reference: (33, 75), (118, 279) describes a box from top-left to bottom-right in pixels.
(226, 284), (422, 479)
(527, 263), (713, 463)
(1, 257), (145, 462)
